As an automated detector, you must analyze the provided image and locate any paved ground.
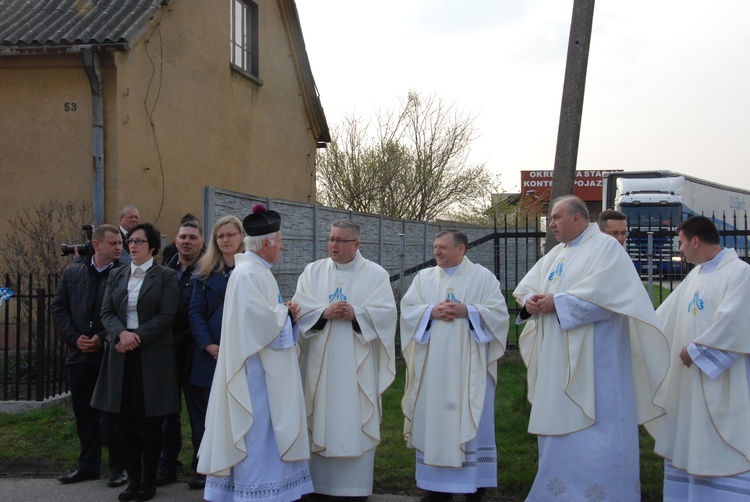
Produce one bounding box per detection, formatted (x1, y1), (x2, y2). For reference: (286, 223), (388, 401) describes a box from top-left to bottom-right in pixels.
(0, 477), (420, 502)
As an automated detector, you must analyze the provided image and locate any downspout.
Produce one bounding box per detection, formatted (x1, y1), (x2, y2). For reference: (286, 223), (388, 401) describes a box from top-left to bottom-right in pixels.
(81, 47), (105, 226)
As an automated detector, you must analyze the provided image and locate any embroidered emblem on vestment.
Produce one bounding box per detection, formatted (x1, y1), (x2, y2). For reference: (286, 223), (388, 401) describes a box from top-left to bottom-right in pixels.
(445, 287), (460, 303)
(548, 258), (565, 283)
(687, 289), (704, 316)
(328, 282), (347, 303)
(277, 293), (283, 304)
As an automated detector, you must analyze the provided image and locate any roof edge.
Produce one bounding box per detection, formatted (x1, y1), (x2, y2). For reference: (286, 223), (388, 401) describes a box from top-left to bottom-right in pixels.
(0, 42), (128, 56)
(277, 0), (331, 146)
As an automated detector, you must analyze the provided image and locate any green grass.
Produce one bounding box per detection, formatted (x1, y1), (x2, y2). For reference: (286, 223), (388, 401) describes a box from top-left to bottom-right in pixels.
(0, 355), (664, 500)
(363, 353), (663, 500)
(0, 403), (77, 469)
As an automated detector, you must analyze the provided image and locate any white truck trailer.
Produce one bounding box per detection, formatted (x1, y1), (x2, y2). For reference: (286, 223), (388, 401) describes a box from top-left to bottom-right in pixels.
(602, 170), (750, 275)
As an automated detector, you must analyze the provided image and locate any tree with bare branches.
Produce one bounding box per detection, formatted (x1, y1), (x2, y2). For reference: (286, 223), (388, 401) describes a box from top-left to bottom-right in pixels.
(0, 199), (93, 281)
(317, 91), (496, 221)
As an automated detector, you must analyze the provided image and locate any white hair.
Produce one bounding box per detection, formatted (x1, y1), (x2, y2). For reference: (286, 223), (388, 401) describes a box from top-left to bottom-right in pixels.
(244, 231), (279, 252)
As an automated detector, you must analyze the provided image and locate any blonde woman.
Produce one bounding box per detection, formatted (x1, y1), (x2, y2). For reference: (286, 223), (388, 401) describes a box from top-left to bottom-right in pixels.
(185, 215), (244, 489)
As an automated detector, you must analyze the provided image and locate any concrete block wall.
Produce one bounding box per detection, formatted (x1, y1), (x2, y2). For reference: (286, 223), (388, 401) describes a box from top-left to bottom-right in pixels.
(202, 187), (542, 300)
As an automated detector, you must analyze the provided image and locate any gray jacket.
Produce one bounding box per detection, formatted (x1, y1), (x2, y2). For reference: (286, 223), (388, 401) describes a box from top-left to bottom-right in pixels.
(91, 264), (179, 417)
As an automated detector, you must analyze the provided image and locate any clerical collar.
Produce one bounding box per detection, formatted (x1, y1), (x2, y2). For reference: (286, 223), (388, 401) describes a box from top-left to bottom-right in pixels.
(565, 227), (588, 247)
(699, 247), (728, 274)
(90, 257), (115, 273)
(440, 261), (462, 276)
(333, 251), (359, 271)
(246, 250), (273, 269)
(131, 257), (154, 275)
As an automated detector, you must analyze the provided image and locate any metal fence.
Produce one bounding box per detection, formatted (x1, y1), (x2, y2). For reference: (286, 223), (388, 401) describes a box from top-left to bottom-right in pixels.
(2, 206), (749, 402)
(1, 273), (67, 402)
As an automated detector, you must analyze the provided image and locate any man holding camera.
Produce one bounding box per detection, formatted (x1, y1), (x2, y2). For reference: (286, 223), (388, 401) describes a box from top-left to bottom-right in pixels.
(51, 224), (127, 487)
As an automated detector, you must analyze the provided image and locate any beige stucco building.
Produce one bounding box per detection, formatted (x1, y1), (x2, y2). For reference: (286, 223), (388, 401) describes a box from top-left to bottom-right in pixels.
(0, 0), (329, 242)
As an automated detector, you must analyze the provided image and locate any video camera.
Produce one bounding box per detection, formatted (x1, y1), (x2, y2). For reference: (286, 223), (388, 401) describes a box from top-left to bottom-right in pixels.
(61, 224), (94, 257)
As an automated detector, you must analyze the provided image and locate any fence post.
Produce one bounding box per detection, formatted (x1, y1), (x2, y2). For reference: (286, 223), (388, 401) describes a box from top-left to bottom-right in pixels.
(35, 287), (46, 402)
(647, 233), (654, 305)
(398, 233), (406, 357)
(493, 211), (500, 280)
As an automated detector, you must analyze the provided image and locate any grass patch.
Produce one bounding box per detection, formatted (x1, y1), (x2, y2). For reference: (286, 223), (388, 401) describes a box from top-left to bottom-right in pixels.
(0, 355), (664, 499)
(0, 403), (77, 471)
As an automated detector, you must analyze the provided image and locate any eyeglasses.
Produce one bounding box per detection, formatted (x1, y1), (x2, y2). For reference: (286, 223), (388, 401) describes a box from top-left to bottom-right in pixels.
(605, 231), (629, 237)
(126, 238), (148, 246)
(327, 238), (358, 244)
(216, 232), (240, 241)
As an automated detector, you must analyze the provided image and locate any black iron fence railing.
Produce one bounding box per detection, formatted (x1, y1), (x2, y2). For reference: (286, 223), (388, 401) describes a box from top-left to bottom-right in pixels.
(1, 273), (67, 402)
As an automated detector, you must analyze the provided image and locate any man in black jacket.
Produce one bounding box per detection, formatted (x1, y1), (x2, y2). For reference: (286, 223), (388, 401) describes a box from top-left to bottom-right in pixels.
(157, 221), (204, 487)
(51, 224), (127, 487)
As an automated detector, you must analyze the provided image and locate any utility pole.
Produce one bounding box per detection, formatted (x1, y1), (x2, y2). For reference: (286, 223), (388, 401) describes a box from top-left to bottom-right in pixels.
(544, 0), (596, 253)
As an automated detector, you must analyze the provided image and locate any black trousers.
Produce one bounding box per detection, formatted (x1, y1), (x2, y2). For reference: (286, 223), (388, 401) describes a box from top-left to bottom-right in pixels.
(113, 350), (163, 489)
(184, 383), (211, 471)
(67, 361), (124, 474)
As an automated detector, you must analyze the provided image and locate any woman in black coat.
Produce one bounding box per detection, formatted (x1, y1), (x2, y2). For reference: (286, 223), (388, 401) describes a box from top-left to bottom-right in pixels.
(92, 223), (178, 502)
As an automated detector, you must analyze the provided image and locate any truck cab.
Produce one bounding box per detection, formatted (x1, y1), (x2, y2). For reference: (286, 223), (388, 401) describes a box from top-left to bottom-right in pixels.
(615, 176), (686, 276)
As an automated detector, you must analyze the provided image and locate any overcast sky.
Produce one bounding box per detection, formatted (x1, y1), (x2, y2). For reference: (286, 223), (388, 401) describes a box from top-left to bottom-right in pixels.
(296, 0), (750, 195)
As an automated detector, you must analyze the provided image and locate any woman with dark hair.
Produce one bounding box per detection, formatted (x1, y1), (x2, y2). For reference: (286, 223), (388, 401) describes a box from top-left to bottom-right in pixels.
(185, 215), (244, 489)
(92, 222), (179, 501)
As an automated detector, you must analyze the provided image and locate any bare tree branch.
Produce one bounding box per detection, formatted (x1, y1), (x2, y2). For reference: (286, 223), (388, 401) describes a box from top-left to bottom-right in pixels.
(317, 91), (499, 221)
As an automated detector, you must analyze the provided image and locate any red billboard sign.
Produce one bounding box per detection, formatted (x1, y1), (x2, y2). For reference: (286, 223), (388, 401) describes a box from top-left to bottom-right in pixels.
(520, 170), (622, 202)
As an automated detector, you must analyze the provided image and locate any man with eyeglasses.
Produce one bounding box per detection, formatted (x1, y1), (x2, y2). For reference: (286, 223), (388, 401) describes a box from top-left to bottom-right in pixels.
(597, 209), (628, 246)
(293, 219), (397, 500)
(51, 224), (127, 488)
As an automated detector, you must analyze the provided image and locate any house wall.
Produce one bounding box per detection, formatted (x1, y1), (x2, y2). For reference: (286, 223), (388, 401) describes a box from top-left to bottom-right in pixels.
(0, 54), (96, 230)
(0, 0), (321, 245)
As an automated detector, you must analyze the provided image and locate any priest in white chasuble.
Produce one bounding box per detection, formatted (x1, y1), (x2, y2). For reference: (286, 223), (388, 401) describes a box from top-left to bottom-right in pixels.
(293, 219), (397, 499)
(401, 229), (509, 502)
(649, 215), (750, 501)
(198, 205), (313, 502)
(513, 195), (670, 502)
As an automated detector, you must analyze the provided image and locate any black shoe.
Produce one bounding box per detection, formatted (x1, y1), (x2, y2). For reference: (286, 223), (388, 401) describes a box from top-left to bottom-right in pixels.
(154, 468), (178, 487)
(57, 468), (100, 484)
(108, 469), (129, 488)
(420, 491), (453, 502)
(135, 485), (156, 501)
(465, 488), (486, 502)
(118, 484), (141, 502)
(188, 472), (206, 489)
